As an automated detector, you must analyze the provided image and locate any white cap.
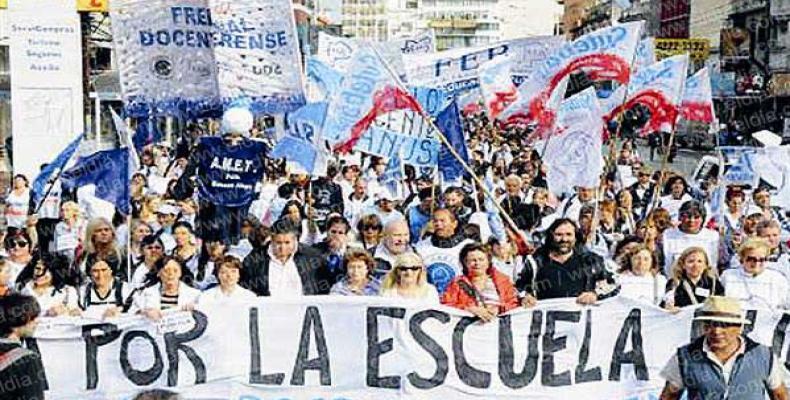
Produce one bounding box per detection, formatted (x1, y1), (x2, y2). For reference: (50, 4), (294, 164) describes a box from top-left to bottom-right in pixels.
(156, 203), (180, 215)
(221, 107), (254, 137)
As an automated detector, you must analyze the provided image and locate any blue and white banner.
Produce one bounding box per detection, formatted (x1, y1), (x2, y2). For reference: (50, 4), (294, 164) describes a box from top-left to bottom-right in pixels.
(111, 0), (306, 117)
(305, 57), (343, 101)
(271, 102), (330, 175)
(543, 87), (605, 196)
(32, 297), (790, 400)
(634, 38), (656, 72)
(404, 36), (564, 96)
(316, 30), (435, 78)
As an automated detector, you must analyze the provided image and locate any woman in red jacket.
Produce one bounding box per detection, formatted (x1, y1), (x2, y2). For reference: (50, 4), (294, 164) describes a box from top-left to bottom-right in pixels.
(441, 242), (520, 323)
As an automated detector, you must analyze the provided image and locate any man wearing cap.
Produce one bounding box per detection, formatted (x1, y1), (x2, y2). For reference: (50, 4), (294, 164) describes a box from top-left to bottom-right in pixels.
(154, 203), (180, 253)
(662, 200), (720, 276)
(365, 191), (405, 227)
(659, 296), (789, 400)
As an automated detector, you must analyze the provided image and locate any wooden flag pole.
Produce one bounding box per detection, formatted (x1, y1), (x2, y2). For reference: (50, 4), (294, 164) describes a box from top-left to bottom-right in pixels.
(365, 44), (522, 234)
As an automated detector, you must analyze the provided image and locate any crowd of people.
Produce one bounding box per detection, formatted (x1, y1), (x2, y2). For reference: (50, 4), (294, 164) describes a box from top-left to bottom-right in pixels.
(0, 109), (788, 321)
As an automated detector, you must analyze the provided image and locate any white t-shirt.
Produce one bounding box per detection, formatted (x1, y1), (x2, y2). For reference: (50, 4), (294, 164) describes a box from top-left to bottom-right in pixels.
(5, 189), (29, 229)
(197, 285), (257, 306)
(721, 267), (790, 310)
(22, 285), (79, 315)
(617, 272), (667, 305)
(659, 193), (694, 222)
(662, 228), (720, 275)
(267, 247), (304, 298)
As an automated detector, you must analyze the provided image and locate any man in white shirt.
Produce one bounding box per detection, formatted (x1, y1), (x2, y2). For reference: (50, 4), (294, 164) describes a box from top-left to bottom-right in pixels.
(557, 186), (596, 223)
(240, 219), (332, 297)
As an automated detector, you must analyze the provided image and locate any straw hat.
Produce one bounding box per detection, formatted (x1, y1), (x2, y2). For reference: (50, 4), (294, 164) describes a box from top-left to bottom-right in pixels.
(693, 296), (751, 325)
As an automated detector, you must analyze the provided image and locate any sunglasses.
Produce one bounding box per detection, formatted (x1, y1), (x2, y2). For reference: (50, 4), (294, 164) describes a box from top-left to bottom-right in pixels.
(364, 225), (382, 231)
(744, 256), (767, 263)
(705, 321), (741, 328)
(11, 240), (28, 248)
(398, 266), (422, 271)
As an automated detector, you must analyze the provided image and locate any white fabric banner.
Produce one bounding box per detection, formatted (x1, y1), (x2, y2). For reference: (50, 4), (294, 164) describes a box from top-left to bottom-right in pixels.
(680, 67), (716, 123)
(478, 54), (517, 118)
(111, 0), (306, 116)
(544, 88), (605, 195)
(34, 296), (790, 399)
(8, 3), (84, 179)
(498, 22), (643, 135)
(316, 30), (435, 78)
(404, 36), (563, 96)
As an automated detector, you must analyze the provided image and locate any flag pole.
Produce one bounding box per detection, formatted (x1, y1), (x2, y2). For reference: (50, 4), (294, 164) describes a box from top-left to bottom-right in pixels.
(365, 44), (522, 234)
(33, 166), (68, 215)
(650, 118), (680, 210)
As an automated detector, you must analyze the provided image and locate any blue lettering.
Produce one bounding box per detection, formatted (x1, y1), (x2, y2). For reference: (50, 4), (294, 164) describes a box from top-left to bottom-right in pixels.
(139, 31), (154, 46)
(434, 59), (452, 78)
(460, 53), (480, 72)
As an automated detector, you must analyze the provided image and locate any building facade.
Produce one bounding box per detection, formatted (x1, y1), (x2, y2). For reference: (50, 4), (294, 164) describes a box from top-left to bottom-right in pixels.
(341, 0), (418, 41)
(416, 0), (501, 50)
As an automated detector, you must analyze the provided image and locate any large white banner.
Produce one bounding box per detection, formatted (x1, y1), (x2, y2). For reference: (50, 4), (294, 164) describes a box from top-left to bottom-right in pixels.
(111, 0), (306, 117)
(404, 36), (564, 96)
(33, 296), (790, 399)
(8, 1), (84, 179)
(316, 30), (436, 79)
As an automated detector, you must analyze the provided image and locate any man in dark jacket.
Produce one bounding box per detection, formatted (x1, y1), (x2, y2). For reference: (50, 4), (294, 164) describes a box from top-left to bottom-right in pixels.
(241, 219), (332, 297)
(0, 294), (47, 400)
(310, 165), (344, 232)
(310, 215), (351, 284)
(517, 218), (619, 306)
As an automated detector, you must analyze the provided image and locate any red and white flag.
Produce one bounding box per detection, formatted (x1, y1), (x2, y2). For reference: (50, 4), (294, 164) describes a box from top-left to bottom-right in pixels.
(497, 22), (643, 138)
(606, 54), (690, 135)
(322, 44), (425, 153)
(478, 55), (517, 119)
(680, 67), (716, 123)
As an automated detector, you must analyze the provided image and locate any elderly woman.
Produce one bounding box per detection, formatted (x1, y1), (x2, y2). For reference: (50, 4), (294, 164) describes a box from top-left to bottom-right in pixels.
(441, 243), (519, 322)
(617, 244), (667, 305)
(79, 259), (133, 320)
(662, 247), (724, 310)
(721, 238), (790, 309)
(132, 256), (200, 320)
(20, 253), (80, 317)
(330, 250), (381, 296)
(198, 256), (256, 305)
(379, 252), (440, 302)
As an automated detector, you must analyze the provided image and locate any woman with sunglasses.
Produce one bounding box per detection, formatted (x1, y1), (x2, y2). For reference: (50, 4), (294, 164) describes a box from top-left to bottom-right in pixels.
(721, 238), (790, 309)
(131, 256), (200, 320)
(5, 232), (33, 286)
(330, 250), (381, 296)
(379, 253), (439, 303)
(355, 214), (383, 254)
(20, 252), (80, 317)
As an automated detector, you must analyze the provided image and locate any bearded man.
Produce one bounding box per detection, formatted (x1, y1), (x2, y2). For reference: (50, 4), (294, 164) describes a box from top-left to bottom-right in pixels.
(516, 218), (619, 306)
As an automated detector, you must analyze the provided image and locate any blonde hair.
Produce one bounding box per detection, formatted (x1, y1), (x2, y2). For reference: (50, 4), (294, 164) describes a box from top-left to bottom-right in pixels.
(380, 252), (428, 291)
(83, 217), (116, 255)
(738, 238), (771, 259)
(670, 246), (716, 284)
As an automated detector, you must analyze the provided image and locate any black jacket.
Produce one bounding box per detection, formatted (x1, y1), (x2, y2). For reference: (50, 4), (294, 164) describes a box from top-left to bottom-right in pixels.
(241, 244), (332, 296)
(515, 248), (619, 300)
(0, 339), (48, 400)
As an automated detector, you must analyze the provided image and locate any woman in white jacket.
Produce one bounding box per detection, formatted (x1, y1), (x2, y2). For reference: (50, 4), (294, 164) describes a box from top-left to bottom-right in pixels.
(132, 256), (200, 320)
(197, 255), (256, 306)
(721, 238), (790, 310)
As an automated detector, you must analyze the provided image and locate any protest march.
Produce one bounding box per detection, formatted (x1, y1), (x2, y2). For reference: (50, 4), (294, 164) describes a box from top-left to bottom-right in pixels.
(2, 0), (790, 399)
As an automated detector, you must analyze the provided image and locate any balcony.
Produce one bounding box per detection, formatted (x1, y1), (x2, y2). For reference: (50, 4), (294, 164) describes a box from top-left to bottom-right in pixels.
(731, 0), (768, 14)
(428, 18), (479, 29)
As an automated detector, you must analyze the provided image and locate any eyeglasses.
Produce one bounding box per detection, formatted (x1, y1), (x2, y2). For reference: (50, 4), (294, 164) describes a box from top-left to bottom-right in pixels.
(705, 321), (741, 329)
(744, 256), (767, 263)
(398, 266), (422, 271)
(145, 245), (164, 251)
(12, 240), (28, 248)
(364, 225), (382, 231)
